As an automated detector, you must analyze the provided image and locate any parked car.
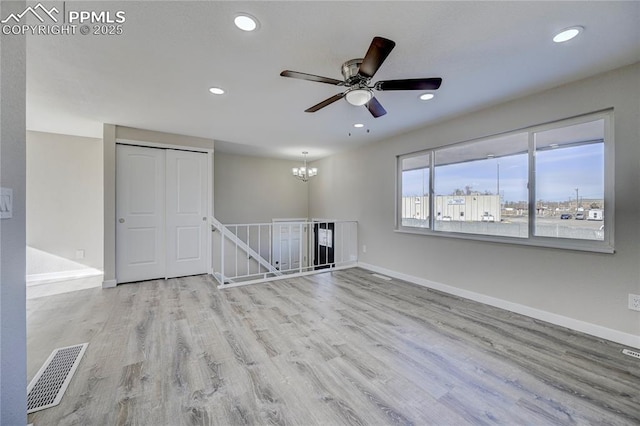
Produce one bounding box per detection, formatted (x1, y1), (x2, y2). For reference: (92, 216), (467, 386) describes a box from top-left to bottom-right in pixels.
(575, 213), (585, 220)
(560, 214), (572, 219)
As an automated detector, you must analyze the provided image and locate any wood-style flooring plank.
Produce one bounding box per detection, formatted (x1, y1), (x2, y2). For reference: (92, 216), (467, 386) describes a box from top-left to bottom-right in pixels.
(27, 269), (640, 425)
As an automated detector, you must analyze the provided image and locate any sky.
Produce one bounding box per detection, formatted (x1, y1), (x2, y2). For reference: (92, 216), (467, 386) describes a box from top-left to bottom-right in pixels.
(403, 143), (604, 203)
(535, 143), (604, 202)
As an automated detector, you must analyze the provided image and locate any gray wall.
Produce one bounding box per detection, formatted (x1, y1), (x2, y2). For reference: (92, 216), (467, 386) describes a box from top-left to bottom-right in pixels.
(27, 131), (103, 269)
(214, 152), (309, 224)
(309, 63), (640, 339)
(0, 0), (27, 422)
(103, 124), (116, 285)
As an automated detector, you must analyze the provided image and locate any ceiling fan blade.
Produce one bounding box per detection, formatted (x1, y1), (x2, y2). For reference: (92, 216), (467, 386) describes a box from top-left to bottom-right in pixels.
(305, 93), (345, 113)
(375, 78), (442, 91)
(358, 36), (396, 78)
(366, 96), (387, 118)
(280, 70), (343, 85)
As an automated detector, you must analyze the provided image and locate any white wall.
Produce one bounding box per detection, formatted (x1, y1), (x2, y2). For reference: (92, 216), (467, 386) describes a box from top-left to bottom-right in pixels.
(214, 152), (309, 224)
(27, 131), (103, 270)
(309, 63), (640, 343)
(0, 0), (27, 421)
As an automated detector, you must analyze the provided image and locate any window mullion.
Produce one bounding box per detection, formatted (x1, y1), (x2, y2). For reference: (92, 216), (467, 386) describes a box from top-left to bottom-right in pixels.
(603, 114), (614, 248)
(429, 150), (435, 229)
(396, 155), (401, 229)
(528, 131), (536, 239)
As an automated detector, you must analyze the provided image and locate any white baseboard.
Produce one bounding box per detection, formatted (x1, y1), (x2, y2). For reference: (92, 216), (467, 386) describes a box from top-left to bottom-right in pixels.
(27, 269), (103, 285)
(102, 279), (117, 289)
(27, 275), (103, 299)
(358, 262), (640, 350)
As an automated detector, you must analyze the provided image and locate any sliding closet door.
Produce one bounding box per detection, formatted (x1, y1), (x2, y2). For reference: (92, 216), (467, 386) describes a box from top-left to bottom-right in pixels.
(165, 150), (208, 278)
(116, 145), (166, 283)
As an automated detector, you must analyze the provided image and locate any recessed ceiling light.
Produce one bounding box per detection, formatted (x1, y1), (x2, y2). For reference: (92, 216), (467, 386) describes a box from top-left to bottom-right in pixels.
(553, 26), (583, 43)
(353, 123), (364, 128)
(209, 87), (225, 95)
(234, 14), (258, 31)
(419, 93), (435, 101)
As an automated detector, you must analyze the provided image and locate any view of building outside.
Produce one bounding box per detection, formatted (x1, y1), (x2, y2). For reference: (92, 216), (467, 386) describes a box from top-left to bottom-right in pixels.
(400, 118), (605, 241)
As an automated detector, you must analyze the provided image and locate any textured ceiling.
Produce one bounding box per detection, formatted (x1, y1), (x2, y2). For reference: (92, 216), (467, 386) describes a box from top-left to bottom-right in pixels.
(26, 1), (640, 160)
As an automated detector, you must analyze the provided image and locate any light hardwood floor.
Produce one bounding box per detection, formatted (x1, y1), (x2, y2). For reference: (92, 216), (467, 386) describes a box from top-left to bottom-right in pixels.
(27, 268), (639, 425)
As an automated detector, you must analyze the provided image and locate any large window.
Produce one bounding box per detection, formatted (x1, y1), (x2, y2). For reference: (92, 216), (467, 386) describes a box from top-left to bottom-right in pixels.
(397, 111), (612, 252)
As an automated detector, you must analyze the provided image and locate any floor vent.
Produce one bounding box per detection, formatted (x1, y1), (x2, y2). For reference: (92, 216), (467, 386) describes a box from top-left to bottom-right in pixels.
(27, 343), (88, 413)
(371, 273), (392, 281)
(622, 348), (640, 360)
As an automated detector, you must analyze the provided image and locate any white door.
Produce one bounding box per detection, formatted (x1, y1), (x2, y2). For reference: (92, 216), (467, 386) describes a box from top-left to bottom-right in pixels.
(116, 145), (166, 283)
(116, 145), (209, 284)
(272, 222), (306, 272)
(165, 150), (208, 278)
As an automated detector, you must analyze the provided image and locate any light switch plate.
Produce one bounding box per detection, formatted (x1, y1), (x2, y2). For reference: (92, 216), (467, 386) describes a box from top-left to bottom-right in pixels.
(0, 188), (12, 219)
(629, 294), (640, 311)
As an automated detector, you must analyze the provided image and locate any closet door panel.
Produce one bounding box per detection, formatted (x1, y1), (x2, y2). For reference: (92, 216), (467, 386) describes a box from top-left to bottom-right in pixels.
(116, 145), (166, 283)
(165, 149), (208, 278)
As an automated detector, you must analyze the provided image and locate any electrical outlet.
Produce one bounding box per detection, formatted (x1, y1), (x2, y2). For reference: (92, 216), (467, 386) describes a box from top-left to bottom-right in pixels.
(629, 294), (640, 311)
(362, 245), (367, 253)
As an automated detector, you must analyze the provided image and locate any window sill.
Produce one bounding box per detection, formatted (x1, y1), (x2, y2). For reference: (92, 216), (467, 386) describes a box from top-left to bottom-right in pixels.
(394, 227), (614, 254)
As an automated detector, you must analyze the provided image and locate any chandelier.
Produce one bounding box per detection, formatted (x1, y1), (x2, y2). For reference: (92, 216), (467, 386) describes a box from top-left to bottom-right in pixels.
(292, 151), (317, 182)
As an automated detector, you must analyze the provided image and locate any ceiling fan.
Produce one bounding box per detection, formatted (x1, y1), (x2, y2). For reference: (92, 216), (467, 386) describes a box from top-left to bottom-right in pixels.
(280, 36), (442, 118)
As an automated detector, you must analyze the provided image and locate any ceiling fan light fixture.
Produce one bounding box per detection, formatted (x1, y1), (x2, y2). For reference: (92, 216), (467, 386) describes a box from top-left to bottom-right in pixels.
(419, 93), (435, 101)
(280, 36), (442, 118)
(553, 26), (583, 43)
(234, 14), (258, 31)
(346, 89), (373, 106)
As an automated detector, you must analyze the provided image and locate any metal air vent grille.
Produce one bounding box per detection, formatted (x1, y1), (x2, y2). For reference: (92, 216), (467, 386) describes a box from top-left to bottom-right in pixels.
(27, 343), (88, 413)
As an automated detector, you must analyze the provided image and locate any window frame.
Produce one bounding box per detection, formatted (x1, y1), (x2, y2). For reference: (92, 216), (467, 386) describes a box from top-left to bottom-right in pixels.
(396, 110), (614, 253)
(397, 152), (432, 230)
